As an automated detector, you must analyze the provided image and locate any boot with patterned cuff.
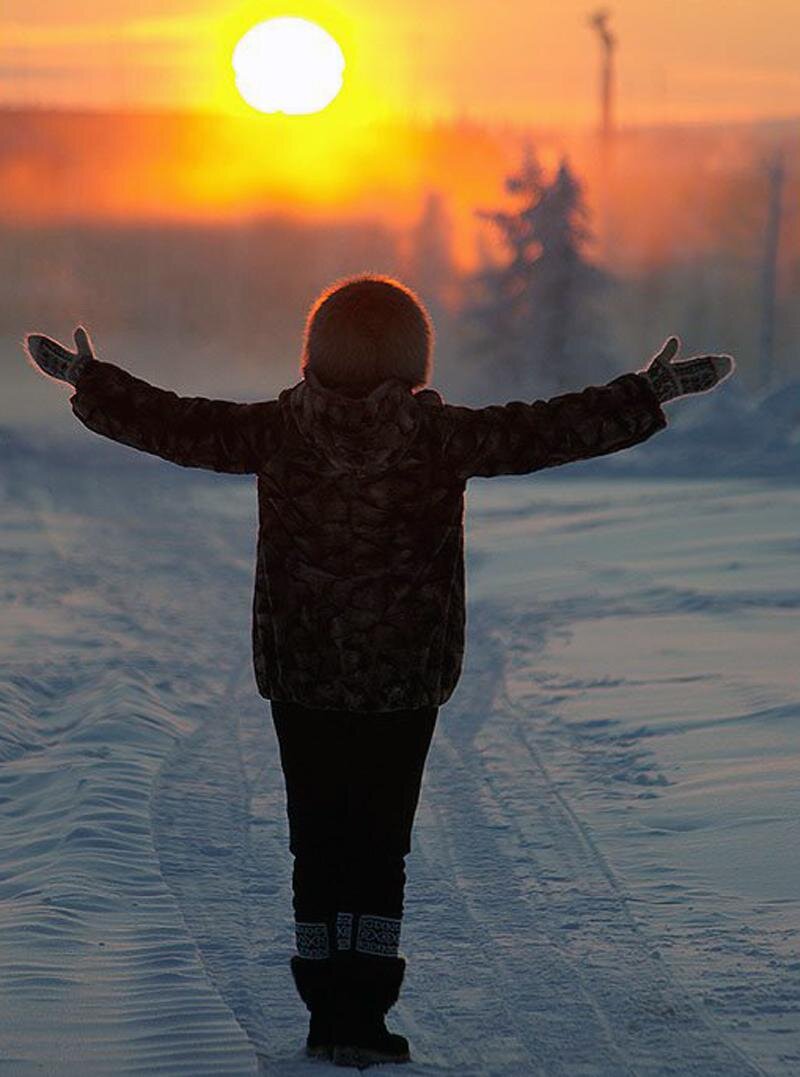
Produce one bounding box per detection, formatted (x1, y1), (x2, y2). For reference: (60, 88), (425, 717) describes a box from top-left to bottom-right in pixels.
(290, 952), (338, 1059)
(331, 950), (411, 1068)
(290, 917), (338, 1059)
(331, 911), (410, 1067)
(291, 911), (411, 1065)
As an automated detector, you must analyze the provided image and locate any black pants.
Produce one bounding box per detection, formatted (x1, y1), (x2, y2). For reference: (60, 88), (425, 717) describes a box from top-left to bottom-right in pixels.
(271, 700), (438, 960)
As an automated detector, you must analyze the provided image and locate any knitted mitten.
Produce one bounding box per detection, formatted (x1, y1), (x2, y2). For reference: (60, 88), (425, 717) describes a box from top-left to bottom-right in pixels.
(641, 336), (735, 404)
(23, 326), (96, 387)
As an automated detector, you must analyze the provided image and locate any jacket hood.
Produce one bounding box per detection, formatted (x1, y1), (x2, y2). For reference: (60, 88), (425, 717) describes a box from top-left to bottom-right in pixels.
(282, 368), (443, 476)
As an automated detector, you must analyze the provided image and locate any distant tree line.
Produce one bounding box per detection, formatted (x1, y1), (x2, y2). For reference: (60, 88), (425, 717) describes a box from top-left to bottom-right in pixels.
(2, 135), (797, 402)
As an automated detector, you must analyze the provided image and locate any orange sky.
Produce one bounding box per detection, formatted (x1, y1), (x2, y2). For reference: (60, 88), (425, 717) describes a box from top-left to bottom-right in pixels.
(4, 0), (800, 126)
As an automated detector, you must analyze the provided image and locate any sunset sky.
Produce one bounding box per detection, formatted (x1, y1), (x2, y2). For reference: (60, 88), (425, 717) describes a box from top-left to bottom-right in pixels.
(3, 0), (800, 126)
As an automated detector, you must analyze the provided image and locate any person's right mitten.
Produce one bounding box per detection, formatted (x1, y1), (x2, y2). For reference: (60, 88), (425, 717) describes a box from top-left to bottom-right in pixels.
(641, 336), (735, 404)
(23, 326), (97, 387)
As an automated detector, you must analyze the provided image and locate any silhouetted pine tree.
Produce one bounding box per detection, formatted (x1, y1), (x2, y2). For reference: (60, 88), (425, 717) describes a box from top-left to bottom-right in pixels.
(463, 146), (615, 397)
(460, 144), (544, 396)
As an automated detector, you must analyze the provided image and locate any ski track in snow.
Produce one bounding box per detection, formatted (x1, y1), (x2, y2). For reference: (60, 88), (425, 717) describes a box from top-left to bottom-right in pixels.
(0, 454), (789, 1074)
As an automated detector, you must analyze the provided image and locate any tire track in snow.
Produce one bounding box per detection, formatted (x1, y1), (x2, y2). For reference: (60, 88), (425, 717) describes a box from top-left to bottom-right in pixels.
(407, 600), (765, 1075)
(146, 481), (766, 1075)
(150, 656), (363, 1074)
(150, 659), (274, 1057)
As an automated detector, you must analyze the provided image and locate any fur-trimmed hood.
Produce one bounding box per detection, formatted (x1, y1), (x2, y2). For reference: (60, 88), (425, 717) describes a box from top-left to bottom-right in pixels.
(283, 368), (443, 476)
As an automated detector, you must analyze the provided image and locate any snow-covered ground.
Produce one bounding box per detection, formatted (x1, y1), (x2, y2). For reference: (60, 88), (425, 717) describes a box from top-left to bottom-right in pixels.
(1, 429), (798, 1075)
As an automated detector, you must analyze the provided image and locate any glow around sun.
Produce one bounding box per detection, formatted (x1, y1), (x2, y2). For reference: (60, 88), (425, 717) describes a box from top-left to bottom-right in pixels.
(232, 17), (345, 115)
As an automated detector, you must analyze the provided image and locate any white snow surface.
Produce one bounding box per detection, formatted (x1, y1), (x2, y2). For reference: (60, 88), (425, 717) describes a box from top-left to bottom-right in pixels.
(1, 439), (798, 1075)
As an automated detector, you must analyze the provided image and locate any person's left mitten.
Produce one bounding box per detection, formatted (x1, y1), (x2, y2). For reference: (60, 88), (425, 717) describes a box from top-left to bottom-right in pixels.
(640, 336), (735, 404)
(23, 326), (96, 386)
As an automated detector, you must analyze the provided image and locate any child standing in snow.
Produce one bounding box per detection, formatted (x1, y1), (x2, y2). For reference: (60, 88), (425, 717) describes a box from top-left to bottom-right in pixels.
(24, 275), (733, 1068)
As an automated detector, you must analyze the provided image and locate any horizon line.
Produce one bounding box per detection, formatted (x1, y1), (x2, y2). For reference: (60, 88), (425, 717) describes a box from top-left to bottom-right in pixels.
(1, 101), (799, 135)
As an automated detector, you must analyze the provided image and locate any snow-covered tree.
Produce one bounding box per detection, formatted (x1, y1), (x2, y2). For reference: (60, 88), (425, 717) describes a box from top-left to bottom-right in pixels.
(462, 146), (615, 397)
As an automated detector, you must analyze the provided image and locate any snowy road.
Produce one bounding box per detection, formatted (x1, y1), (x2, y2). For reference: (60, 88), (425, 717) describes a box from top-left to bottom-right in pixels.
(1, 444), (796, 1074)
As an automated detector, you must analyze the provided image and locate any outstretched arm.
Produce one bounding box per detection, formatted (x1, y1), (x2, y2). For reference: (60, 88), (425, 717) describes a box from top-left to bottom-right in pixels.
(23, 326), (282, 474)
(438, 337), (735, 480)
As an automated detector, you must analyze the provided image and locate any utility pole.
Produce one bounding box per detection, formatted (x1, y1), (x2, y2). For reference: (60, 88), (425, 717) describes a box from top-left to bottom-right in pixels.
(759, 150), (786, 390)
(588, 9), (616, 148)
(587, 9), (617, 260)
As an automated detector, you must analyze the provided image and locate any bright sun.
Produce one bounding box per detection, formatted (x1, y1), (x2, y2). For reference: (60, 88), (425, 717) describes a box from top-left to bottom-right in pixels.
(232, 17), (345, 116)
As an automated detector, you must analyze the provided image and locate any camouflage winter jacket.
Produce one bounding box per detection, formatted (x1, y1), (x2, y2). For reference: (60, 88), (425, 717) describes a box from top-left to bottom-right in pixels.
(70, 360), (667, 712)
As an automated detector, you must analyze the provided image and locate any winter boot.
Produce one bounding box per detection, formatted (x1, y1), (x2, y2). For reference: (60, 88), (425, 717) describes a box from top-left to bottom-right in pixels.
(290, 955), (337, 1059)
(331, 951), (411, 1068)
